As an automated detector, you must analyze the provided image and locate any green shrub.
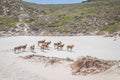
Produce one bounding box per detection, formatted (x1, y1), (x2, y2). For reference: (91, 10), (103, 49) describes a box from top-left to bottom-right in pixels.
(100, 24), (120, 33)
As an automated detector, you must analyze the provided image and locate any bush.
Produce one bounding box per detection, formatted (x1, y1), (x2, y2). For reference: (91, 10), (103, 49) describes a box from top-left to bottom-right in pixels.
(71, 56), (114, 75)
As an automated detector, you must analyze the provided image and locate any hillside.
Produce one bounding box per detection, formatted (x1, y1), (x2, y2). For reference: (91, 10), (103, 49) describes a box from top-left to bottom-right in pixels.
(0, 36), (120, 80)
(0, 0), (120, 36)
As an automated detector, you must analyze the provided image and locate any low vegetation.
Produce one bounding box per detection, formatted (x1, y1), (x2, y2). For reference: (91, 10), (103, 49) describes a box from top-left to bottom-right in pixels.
(21, 55), (73, 66)
(0, 0), (120, 35)
(71, 56), (117, 75)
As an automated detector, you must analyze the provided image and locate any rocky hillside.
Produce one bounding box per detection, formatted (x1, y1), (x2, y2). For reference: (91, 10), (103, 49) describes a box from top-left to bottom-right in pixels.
(0, 0), (120, 36)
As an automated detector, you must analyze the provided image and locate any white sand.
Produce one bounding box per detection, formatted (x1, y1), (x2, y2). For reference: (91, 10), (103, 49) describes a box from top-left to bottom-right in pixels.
(0, 36), (120, 80)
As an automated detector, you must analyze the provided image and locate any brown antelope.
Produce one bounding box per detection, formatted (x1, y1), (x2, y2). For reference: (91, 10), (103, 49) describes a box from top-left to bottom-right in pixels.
(40, 44), (45, 52)
(42, 43), (48, 49)
(30, 45), (35, 52)
(14, 44), (27, 53)
(44, 41), (51, 48)
(57, 44), (64, 50)
(54, 41), (61, 49)
(46, 41), (51, 45)
(20, 44), (27, 51)
(14, 46), (21, 53)
(67, 45), (74, 52)
(38, 39), (45, 46)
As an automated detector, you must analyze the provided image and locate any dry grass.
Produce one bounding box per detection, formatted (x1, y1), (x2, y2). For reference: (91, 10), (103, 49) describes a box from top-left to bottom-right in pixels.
(20, 55), (70, 66)
(71, 56), (115, 75)
(45, 58), (61, 67)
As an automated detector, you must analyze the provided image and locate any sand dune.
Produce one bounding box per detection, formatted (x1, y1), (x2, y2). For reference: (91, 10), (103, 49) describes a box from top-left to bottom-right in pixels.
(0, 36), (120, 80)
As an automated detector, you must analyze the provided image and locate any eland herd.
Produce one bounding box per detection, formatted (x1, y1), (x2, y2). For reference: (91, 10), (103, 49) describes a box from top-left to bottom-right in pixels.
(14, 39), (74, 53)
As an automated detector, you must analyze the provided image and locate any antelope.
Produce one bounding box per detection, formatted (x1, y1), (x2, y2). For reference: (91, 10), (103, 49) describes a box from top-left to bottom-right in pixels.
(38, 39), (45, 46)
(13, 44), (27, 53)
(20, 44), (27, 51)
(30, 45), (35, 52)
(40, 45), (45, 52)
(54, 41), (61, 49)
(44, 41), (51, 48)
(14, 46), (21, 53)
(67, 45), (74, 52)
(57, 44), (64, 50)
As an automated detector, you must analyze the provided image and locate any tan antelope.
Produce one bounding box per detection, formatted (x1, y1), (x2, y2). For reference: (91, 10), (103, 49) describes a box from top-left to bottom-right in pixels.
(57, 44), (64, 50)
(14, 44), (27, 53)
(20, 44), (27, 51)
(40, 44), (45, 52)
(30, 45), (35, 52)
(54, 41), (61, 49)
(14, 46), (21, 53)
(38, 39), (45, 46)
(67, 45), (74, 52)
(44, 41), (51, 48)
